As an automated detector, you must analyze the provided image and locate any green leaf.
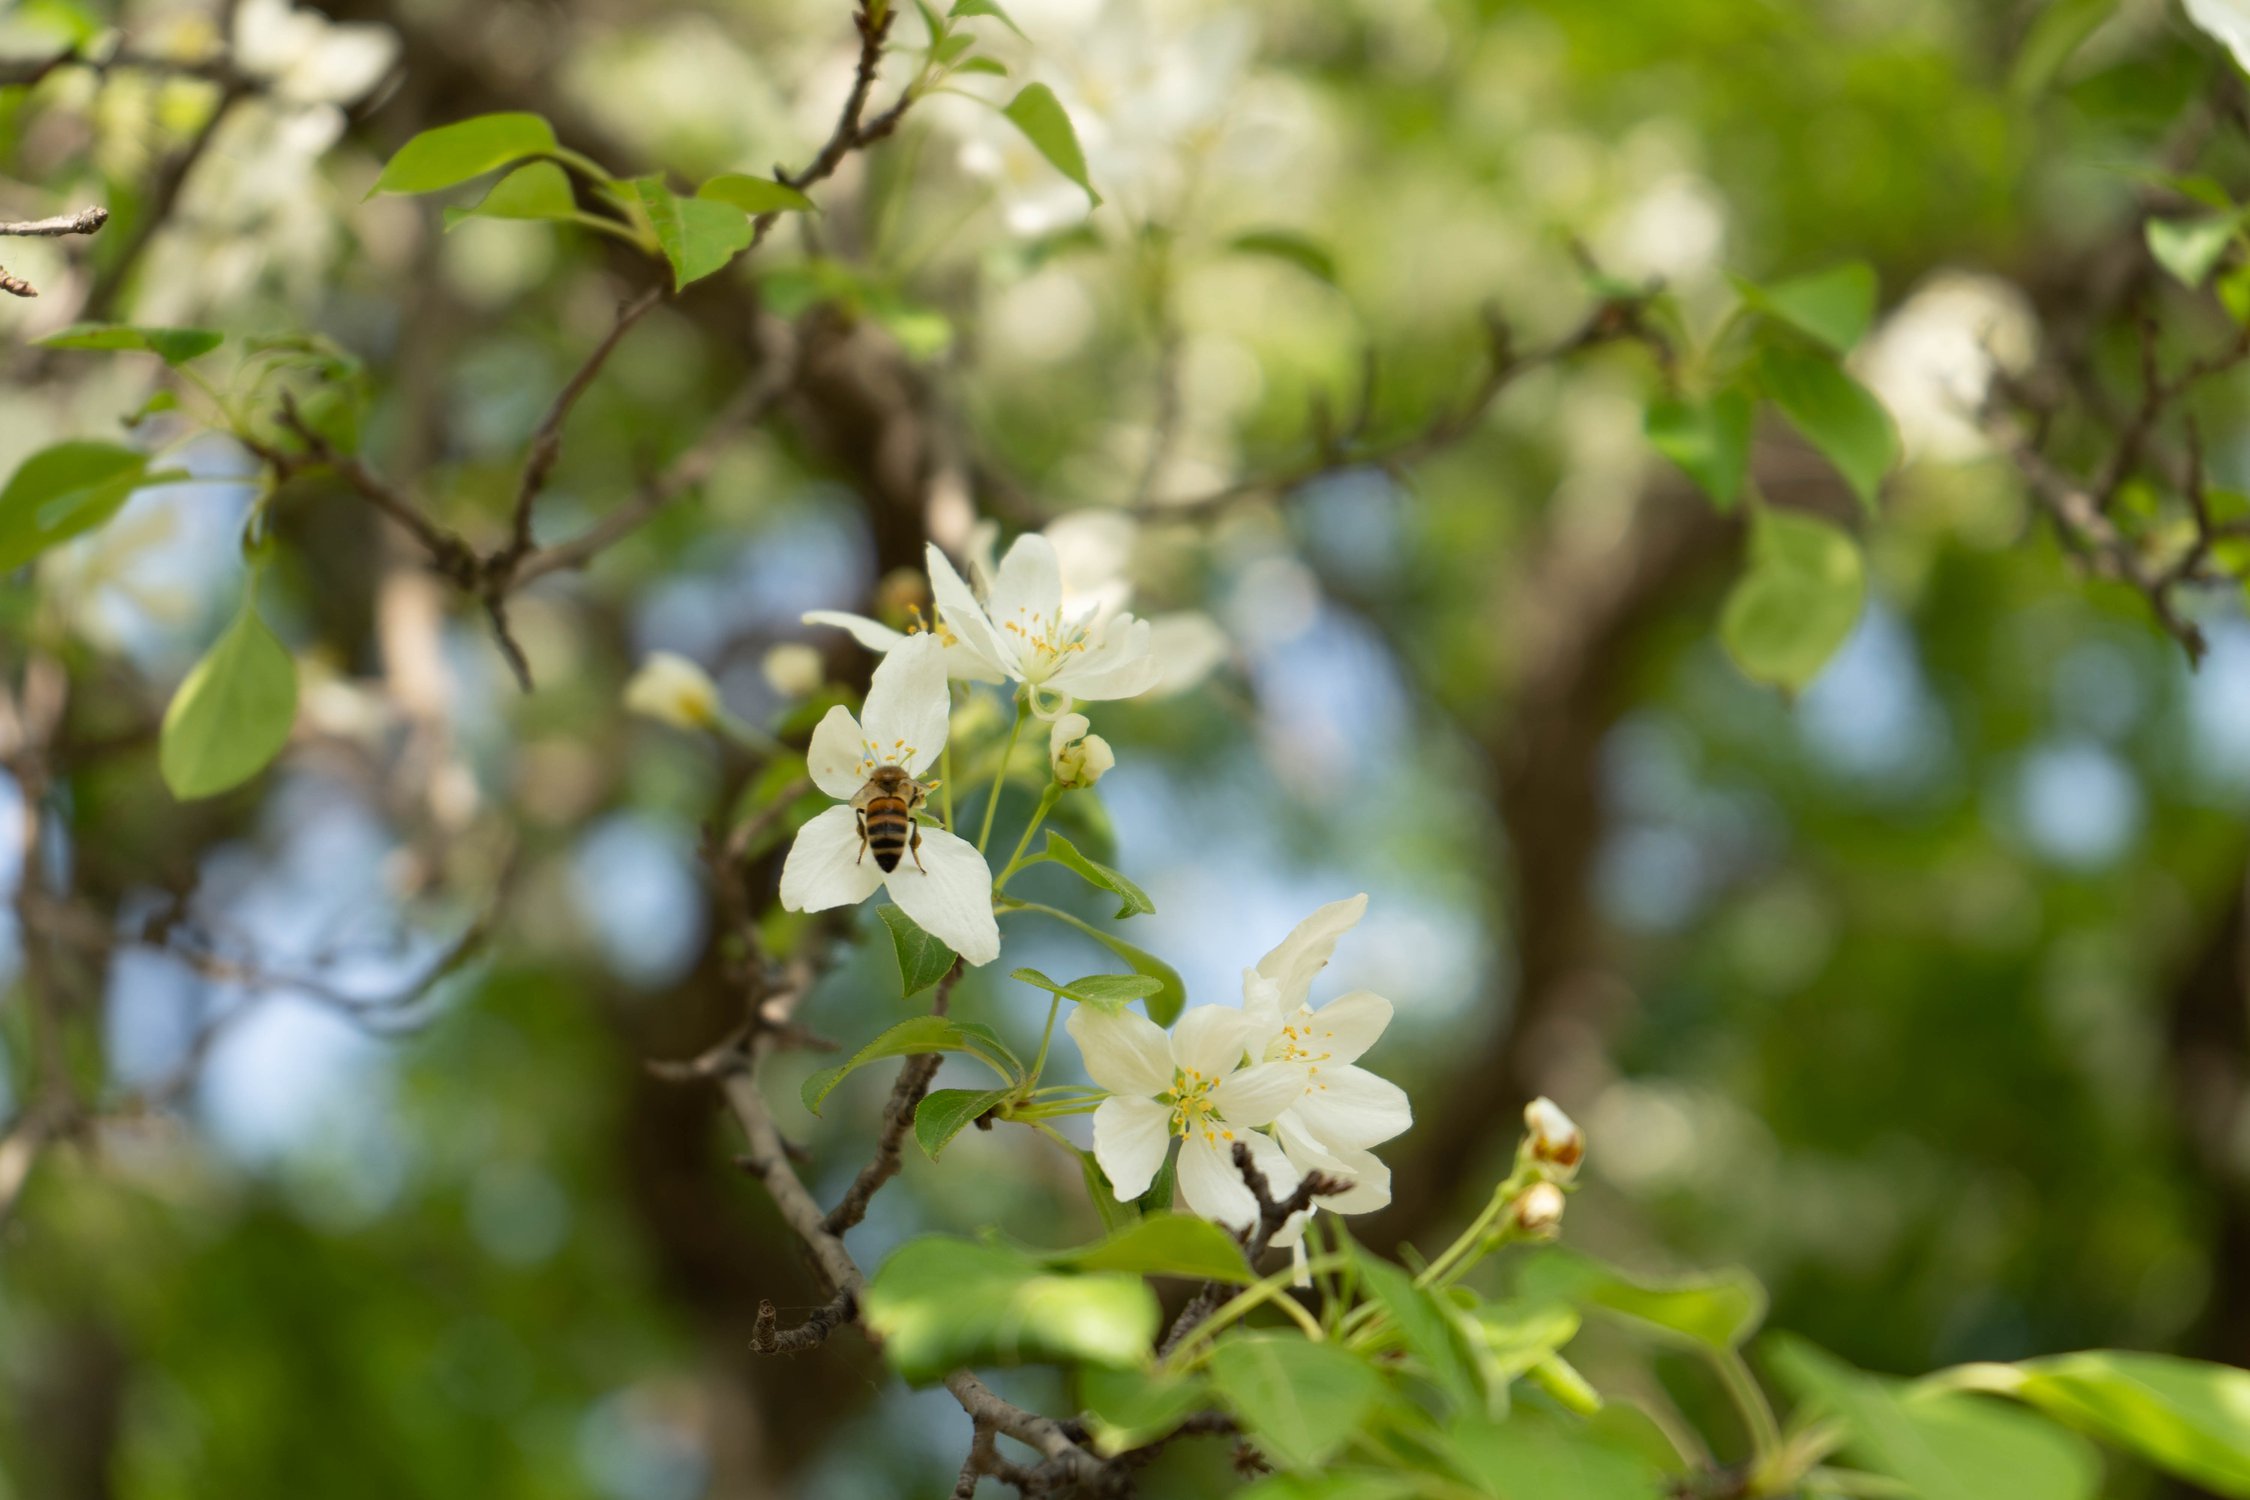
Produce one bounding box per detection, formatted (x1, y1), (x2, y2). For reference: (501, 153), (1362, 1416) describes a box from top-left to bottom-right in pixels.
(954, 56), (1009, 76)
(631, 176), (753, 290)
(2011, 0), (2120, 98)
(372, 112), (559, 196)
(913, 1086), (1012, 1158)
(1773, 1339), (2097, 1500)
(1446, 1414), (1670, 1499)
(800, 1015), (1016, 1115)
(877, 904), (959, 999)
(1228, 229), (1339, 286)
(1352, 1246), (1481, 1409)
(1001, 83), (1101, 208)
(1009, 967), (1163, 1006)
(1759, 348), (1897, 512)
(1742, 263), (1878, 352)
(2148, 214), (2240, 290)
(1044, 832), (1154, 918)
(950, 0), (1027, 37)
(1081, 1366), (1209, 1457)
(0, 441), (168, 572)
(2001, 1351), (2250, 1497)
(38, 322), (223, 365)
(1238, 1477), (1420, 1500)
(442, 161), (578, 229)
(1467, 1298), (1583, 1388)
(1050, 1212), (1253, 1284)
(862, 1236), (1158, 1385)
(1516, 1250), (1766, 1350)
(1645, 389), (1752, 511)
(697, 172), (817, 216)
(1015, 897), (1188, 1023)
(1719, 507), (1866, 695)
(1210, 1335), (1384, 1471)
(160, 594), (299, 801)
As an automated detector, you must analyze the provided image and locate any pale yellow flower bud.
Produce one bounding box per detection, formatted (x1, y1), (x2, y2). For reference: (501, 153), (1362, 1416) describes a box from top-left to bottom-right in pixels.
(1049, 711), (1115, 789)
(1524, 1096), (1584, 1179)
(1515, 1181), (1567, 1236)
(623, 652), (720, 731)
(761, 642), (824, 699)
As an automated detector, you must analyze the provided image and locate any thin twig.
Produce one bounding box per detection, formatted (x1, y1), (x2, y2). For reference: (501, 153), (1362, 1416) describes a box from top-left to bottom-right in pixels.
(823, 957), (965, 1236)
(0, 204), (108, 299)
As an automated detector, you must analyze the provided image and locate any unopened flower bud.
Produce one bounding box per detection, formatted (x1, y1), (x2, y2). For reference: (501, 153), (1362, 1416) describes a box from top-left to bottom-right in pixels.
(761, 642), (824, 699)
(1049, 711), (1115, 790)
(1524, 1096), (1584, 1178)
(1515, 1181), (1566, 1236)
(624, 651), (720, 731)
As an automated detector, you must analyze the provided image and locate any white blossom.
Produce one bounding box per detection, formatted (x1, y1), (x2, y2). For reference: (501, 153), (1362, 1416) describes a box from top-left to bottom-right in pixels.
(234, 0), (398, 107)
(778, 636), (1000, 964)
(2185, 0), (2250, 75)
(1049, 711), (1114, 789)
(761, 642), (826, 699)
(1069, 1002), (1301, 1232)
(1856, 271), (2036, 462)
(624, 651), (721, 731)
(1238, 894), (1412, 1243)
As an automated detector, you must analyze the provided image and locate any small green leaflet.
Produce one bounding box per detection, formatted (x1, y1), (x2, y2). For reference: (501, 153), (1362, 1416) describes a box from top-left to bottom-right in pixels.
(1228, 229), (1339, 286)
(1719, 506), (1866, 696)
(1001, 84), (1101, 208)
(1515, 1249), (1767, 1350)
(39, 322), (223, 365)
(1080, 1367), (1209, 1457)
(1047, 1212), (1254, 1283)
(371, 112), (559, 196)
(800, 1015), (1020, 1115)
(2148, 214), (2241, 289)
(2010, 0), (2121, 99)
(862, 1236), (1157, 1385)
(913, 1086), (1011, 1158)
(0, 441), (182, 572)
(1209, 1335), (1385, 1471)
(950, 0), (1026, 38)
(1009, 967), (1162, 1006)
(1740, 263), (1878, 352)
(443, 162), (578, 230)
(1352, 1244), (1482, 1408)
(1996, 1351), (2250, 1498)
(1644, 390), (1752, 511)
(879, 904), (957, 998)
(1045, 831), (1153, 917)
(160, 592), (299, 801)
(631, 177), (752, 290)
(697, 173), (817, 216)
(1759, 348), (1897, 513)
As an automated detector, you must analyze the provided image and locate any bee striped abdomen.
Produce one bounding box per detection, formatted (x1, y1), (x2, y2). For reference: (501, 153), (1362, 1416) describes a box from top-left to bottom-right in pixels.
(864, 796), (914, 873)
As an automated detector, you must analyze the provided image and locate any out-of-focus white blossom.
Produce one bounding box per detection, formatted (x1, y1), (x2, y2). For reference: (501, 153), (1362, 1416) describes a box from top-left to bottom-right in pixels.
(1049, 711), (1114, 788)
(2185, 0), (2250, 74)
(624, 652), (722, 731)
(1515, 1181), (1566, 1236)
(761, 642), (825, 700)
(1855, 271), (2036, 461)
(779, 636), (1000, 964)
(233, 0), (397, 106)
(1523, 1096), (1584, 1179)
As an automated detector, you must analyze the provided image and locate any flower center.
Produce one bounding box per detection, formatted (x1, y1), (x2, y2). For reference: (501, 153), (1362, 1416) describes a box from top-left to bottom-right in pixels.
(901, 604), (960, 648)
(1267, 1017), (1336, 1096)
(997, 606), (1092, 680)
(1161, 1067), (1236, 1148)
(855, 737), (918, 777)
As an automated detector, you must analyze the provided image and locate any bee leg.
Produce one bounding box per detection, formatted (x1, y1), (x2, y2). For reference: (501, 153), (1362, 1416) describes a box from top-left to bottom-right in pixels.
(910, 824), (927, 874)
(854, 810), (869, 866)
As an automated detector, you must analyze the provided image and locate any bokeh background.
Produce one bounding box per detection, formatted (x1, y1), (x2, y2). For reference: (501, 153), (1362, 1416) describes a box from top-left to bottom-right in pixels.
(3, 0), (2248, 1494)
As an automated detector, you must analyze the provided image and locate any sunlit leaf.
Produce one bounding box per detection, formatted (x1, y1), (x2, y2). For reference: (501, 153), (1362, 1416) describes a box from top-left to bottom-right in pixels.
(631, 176), (753, 290)
(1210, 1334), (1385, 1470)
(1009, 967), (1163, 1005)
(1001, 83), (1101, 208)
(1229, 229), (1339, 285)
(2148, 214), (2240, 289)
(697, 173), (817, 216)
(0, 441), (169, 572)
(160, 595), (299, 801)
(442, 162), (578, 229)
(1759, 348), (1897, 512)
(1719, 506), (1866, 695)
(372, 112), (559, 196)
(913, 1086), (1011, 1158)
(1742, 263), (1878, 351)
(1044, 832), (1154, 918)
(879, 904), (958, 998)
(1645, 389), (1753, 511)
(2001, 1351), (2250, 1497)
(800, 1015), (1016, 1115)
(1081, 1366), (1210, 1456)
(39, 322), (223, 364)
(1049, 1212), (1253, 1283)
(1517, 1249), (1767, 1350)
(862, 1236), (1157, 1385)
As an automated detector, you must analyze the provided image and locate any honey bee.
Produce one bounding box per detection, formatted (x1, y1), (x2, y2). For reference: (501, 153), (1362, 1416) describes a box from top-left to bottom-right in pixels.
(852, 764), (929, 874)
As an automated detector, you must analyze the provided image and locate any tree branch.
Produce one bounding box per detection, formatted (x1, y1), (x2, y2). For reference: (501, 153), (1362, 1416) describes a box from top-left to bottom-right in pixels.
(823, 957), (964, 1235)
(0, 205), (108, 299)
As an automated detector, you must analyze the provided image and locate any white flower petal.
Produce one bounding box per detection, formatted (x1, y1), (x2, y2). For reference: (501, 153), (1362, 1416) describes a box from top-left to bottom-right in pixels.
(1293, 1064), (1413, 1151)
(1175, 1133), (1256, 1232)
(858, 634), (950, 774)
(806, 704), (870, 801)
(926, 543), (1009, 674)
(988, 532), (1064, 625)
(802, 609), (907, 653)
(880, 826), (998, 965)
(1048, 614), (1159, 701)
(1252, 893), (1369, 1007)
(778, 805), (885, 912)
(1091, 1095), (1172, 1200)
(1240, 969), (1286, 1035)
(1067, 1003), (1174, 1097)
(1143, 612), (1230, 697)
(1276, 1112), (1392, 1216)
(1294, 989), (1392, 1067)
(1169, 1006), (1254, 1078)
(2188, 0), (2250, 73)
(1213, 1061), (1300, 1129)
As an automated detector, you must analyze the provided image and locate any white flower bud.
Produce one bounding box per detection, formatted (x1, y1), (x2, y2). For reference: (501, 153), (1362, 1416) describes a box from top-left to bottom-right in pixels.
(761, 642), (824, 699)
(1515, 1181), (1567, 1236)
(623, 651), (720, 731)
(1049, 711), (1115, 790)
(1524, 1097), (1584, 1178)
